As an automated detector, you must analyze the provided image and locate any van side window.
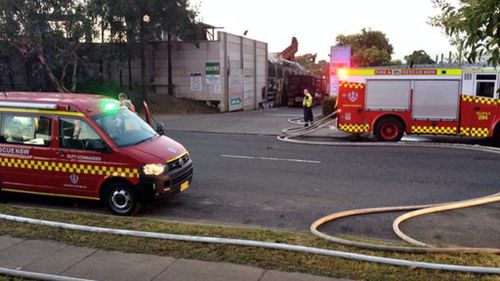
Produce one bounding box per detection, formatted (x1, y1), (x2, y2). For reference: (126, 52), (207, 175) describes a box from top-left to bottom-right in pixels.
(0, 115), (52, 146)
(59, 118), (104, 151)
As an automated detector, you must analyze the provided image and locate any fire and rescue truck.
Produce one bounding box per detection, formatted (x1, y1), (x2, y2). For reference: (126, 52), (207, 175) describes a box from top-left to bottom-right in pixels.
(336, 68), (500, 142)
(0, 92), (193, 216)
(287, 75), (328, 107)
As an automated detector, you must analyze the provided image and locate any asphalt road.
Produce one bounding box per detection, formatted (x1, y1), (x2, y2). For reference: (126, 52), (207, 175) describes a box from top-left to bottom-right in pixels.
(160, 132), (500, 242)
(4, 130), (500, 247)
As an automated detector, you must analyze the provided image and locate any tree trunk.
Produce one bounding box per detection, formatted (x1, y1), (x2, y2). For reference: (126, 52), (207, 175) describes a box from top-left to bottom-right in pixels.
(167, 32), (173, 96)
(38, 52), (69, 92)
(7, 61), (15, 90)
(127, 48), (132, 90)
(140, 19), (146, 97)
(100, 15), (104, 76)
(71, 53), (78, 92)
(24, 63), (32, 90)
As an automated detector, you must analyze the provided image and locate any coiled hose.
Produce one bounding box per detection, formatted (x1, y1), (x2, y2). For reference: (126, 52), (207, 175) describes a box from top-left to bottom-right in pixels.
(279, 110), (500, 256)
(311, 193), (500, 254)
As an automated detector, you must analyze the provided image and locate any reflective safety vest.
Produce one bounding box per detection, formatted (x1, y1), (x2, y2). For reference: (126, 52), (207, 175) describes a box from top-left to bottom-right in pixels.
(303, 93), (313, 108)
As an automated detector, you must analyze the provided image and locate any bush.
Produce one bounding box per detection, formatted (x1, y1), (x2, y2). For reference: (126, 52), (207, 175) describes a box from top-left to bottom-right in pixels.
(322, 96), (338, 116)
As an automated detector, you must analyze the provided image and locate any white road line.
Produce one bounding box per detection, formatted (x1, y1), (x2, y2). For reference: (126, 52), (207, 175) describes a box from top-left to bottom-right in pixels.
(220, 154), (321, 164)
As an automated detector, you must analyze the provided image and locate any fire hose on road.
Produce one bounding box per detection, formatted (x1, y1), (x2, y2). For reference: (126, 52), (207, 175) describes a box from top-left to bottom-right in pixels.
(310, 193), (500, 254)
(279, 110), (500, 254)
(276, 110), (500, 266)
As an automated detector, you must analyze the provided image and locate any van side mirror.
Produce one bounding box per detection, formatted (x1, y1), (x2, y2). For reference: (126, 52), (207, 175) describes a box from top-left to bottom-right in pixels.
(156, 122), (165, 136)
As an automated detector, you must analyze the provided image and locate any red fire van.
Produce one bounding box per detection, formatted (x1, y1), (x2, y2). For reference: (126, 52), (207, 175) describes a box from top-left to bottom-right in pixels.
(0, 92), (193, 216)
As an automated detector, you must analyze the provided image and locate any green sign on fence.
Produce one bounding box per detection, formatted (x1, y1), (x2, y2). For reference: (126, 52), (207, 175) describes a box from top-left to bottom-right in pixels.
(230, 98), (241, 106)
(205, 62), (221, 77)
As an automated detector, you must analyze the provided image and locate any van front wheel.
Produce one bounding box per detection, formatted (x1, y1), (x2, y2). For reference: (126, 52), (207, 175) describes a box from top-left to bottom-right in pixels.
(105, 183), (139, 216)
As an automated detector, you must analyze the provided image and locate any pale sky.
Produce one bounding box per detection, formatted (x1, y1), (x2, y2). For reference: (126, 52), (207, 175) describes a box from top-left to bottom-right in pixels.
(194, 0), (455, 62)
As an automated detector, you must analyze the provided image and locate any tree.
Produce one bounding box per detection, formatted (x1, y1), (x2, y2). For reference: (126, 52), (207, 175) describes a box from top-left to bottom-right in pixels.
(88, 0), (147, 92)
(431, 0), (500, 67)
(0, 0), (199, 93)
(152, 0), (198, 96)
(404, 50), (436, 65)
(90, 0), (199, 96)
(0, 0), (94, 92)
(390, 59), (403, 66)
(336, 28), (394, 67)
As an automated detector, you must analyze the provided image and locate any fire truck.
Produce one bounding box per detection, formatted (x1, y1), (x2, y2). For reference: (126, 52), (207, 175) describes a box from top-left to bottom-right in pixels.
(336, 68), (500, 141)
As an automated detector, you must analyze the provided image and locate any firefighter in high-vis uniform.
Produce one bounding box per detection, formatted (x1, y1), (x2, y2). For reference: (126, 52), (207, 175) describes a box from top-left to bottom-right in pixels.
(303, 88), (314, 127)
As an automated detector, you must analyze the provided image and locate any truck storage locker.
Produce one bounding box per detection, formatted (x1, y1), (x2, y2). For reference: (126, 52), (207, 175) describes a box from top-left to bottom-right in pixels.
(366, 80), (411, 111)
(412, 80), (461, 121)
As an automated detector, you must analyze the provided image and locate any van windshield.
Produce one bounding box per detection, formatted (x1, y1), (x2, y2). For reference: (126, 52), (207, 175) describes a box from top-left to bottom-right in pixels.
(92, 109), (158, 148)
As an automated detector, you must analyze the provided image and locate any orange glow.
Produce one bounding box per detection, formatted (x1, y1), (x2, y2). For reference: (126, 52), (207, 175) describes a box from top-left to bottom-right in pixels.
(337, 68), (348, 80)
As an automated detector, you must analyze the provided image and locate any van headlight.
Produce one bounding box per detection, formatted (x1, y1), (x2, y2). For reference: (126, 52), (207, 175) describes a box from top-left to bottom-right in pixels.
(142, 164), (165, 176)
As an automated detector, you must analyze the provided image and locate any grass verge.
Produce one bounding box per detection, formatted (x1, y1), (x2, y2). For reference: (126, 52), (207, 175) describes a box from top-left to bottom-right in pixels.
(0, 205), (498, 281)
(0, 277), (31, 281)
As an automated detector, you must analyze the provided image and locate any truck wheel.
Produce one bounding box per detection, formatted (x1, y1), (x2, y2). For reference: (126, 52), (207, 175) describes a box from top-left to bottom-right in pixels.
(375, 117), (404, 142)
(105, 182), (140, 216)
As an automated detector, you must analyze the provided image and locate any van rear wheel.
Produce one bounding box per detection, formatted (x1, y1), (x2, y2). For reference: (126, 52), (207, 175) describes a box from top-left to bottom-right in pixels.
(375, 117), (404, 142)
(105, 182), (140, 216)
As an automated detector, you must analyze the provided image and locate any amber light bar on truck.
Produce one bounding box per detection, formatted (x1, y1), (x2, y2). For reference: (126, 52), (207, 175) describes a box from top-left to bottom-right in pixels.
(0, 101), (58, 110)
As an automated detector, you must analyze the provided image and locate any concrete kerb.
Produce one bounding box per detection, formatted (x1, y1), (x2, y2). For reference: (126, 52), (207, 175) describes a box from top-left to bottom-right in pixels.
(0, 267), (95, 281)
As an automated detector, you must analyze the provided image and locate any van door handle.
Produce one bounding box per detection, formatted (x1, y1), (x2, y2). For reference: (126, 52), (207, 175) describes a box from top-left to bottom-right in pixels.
(57, 151), (65, 157)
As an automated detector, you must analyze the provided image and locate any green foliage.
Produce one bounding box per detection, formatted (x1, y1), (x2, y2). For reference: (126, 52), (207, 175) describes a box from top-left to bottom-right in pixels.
(87, 0), (200, 96)
(0, 0), (200, 93)
(336, 28), (394, 67)
(431, 0), (500, 67)
(150, 0), (198, 36)
(404, 50), (436, 65)
(0, 0), (95, 92)
(322, 96), (338, 117)
(390, 59), (403, 66)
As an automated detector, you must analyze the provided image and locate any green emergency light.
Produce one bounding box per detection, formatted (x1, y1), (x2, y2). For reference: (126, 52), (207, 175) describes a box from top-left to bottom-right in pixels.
(101, 100), (120, 113)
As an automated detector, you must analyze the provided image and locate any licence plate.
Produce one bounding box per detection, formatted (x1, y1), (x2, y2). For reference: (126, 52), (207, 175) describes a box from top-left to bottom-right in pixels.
(180, 181), (190, 192)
